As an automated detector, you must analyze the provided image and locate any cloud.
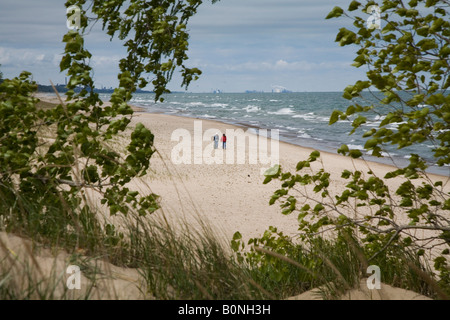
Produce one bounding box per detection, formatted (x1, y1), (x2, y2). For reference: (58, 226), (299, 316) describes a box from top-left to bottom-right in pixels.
(0, 47), (60, 67)
(92, 55), (121, 68)
(213, 59), (350, 73)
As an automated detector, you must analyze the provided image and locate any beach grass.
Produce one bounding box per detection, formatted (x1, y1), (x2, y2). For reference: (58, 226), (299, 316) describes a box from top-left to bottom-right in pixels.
(0, 183), (444, 300)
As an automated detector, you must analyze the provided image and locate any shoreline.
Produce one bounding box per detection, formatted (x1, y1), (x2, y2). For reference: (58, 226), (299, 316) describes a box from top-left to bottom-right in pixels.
(167, 112), (450, 177)
(134, 110), (450, 180)
(35, 91), (449, 177)
(127, 93), (449, 177)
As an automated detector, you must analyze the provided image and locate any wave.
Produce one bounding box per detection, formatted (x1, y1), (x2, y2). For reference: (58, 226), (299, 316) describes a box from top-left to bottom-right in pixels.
(366, 150), (396, 157)
(348, 144), (365, 150)
(187, 102), (205, 107)
(298, 133), (312, 139)
(268, 108), (295, 115)
(210, 103), (229, 108)
(364, 121), (381, 127)
(292, 112), (329, 122)
(387, 121), (407, 129)
(243, 105), (261, 112)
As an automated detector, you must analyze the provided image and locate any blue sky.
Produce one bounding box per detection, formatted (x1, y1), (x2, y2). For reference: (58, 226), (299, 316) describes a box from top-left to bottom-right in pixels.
(0, 0), (369, 93)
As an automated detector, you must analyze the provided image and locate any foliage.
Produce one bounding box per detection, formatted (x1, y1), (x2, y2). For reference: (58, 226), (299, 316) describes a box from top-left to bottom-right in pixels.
(0, 1), (218, 250)
(327, 0), (450, 167)
(231, 227), (436, 299)
(128, 215), (268, 300)
(235, 0), (450, 298)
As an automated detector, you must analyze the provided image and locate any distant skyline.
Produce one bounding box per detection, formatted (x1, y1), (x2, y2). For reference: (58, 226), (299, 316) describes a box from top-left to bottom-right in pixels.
(0, 0), (369, 93)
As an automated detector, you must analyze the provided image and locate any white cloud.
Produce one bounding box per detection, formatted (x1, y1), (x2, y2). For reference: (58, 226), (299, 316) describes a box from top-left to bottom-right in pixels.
(0, 47), (53, 67)
(92, 55), (121, 68)
(221, 59), (349, 73)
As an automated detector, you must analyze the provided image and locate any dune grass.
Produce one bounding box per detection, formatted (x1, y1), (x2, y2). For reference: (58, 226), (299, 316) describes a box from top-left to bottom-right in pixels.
(231, 226), (442, 300)
(0, 190), (270, 299)
(1, 167), (445, 300)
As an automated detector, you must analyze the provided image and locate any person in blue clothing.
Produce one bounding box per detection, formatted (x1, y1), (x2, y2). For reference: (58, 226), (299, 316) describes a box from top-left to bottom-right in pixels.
(213, 132), (219, 149)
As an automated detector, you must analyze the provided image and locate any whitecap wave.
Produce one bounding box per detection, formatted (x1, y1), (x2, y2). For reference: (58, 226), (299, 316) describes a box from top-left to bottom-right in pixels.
(243, 105), (261, 112)
(210, 103), (229, 108)
(268, 108), (295, 115)
(298, 133), (312, 139)
(348, 144), (365, 150)
(188, 102), (205, 107)
(292, 112), (328, 122)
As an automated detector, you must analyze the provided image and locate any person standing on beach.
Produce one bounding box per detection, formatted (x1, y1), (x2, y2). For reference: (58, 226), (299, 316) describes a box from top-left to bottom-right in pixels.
(213, 132), (219, 149)
(221, 133), (227, 149)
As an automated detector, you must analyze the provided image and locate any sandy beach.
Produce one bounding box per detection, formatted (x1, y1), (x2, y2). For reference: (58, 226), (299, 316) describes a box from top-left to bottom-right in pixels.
(1, 93), (444, 300)
(128, 111), (450, 244)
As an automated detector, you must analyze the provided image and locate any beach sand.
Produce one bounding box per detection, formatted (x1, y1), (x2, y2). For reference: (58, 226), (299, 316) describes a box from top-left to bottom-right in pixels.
(32, 93), (450, 244)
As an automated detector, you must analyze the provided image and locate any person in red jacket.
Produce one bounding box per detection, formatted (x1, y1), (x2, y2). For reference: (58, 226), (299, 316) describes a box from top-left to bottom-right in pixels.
(221, 133), (227, 149)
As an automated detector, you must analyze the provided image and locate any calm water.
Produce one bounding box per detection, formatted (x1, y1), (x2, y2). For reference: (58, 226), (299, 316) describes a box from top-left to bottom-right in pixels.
(98, 91), (448, 176)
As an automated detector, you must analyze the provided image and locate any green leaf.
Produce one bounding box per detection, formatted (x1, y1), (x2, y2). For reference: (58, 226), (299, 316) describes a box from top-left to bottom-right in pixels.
(349, 149), (363, 159)
(348, 1), (361, 11)
(425, 0), (439, 8)
(314, 203), (325, 212)
(329, 110), (343, 125)
(296, 160), (310, 171)
(326, 6), (344, 19)
(264, 164), (280, 177)
(310, 151), (320, 159)
(338, 144), (349, 155)
(364, 138), (378, 149)
(232, 231), (242, 241)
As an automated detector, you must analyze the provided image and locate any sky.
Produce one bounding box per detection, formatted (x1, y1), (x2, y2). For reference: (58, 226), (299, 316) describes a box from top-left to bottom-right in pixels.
(0, 0), (370, 93)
